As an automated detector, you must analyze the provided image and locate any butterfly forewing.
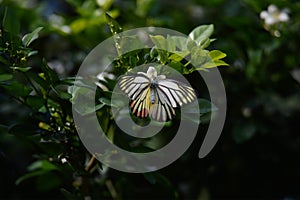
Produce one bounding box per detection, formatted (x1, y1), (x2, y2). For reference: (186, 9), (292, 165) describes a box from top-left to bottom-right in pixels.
(157, 79), (196, 108)
(149, 88), (175, 121)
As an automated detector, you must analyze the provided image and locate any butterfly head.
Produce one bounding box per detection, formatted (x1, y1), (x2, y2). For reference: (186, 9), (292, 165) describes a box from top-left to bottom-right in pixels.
(147, 66), (166, 82)
(147, 66), (157, 80)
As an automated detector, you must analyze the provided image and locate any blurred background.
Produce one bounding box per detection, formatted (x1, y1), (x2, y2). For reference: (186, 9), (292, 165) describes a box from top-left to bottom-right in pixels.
(1, 0), (300, 199)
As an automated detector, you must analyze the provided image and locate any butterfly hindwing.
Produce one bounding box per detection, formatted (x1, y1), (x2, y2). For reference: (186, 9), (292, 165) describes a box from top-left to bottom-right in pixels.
(130, 87), (151, 118)
(149, 88), (175, 121)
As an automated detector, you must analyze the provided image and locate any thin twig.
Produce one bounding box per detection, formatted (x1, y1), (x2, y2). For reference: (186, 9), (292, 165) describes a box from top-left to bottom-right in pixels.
(105, 179), (119, 200)
(85, 155), (95, 172)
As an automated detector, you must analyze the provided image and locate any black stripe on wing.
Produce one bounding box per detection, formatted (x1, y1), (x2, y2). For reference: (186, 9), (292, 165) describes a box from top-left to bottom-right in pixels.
(118, 74), (150, 101)
(149, 88), (175, 122)
(156, 79), (196, 108)
(130, 86), (151, 118)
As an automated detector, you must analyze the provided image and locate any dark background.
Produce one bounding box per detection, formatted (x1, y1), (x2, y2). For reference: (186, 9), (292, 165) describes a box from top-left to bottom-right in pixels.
(1, 0), (300, 199)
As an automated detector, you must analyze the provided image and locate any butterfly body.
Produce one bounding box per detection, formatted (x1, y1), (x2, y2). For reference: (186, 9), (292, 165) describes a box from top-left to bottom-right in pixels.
(118, 66), (196, 121)
(150, 88), (156, 104)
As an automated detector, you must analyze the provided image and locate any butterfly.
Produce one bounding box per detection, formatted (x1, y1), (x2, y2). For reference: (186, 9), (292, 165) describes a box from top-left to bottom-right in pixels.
(118, 66), (196, 121)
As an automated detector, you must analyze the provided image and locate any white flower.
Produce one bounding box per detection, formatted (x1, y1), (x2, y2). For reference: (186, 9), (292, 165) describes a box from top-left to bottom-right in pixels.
(260, 4), (289, 25)
(61, 157), (67, 164)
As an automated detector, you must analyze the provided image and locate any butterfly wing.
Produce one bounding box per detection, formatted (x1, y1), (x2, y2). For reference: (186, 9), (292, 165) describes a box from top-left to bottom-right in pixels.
(156, 79), (196, 108)
(149, 88), (175, 121)
(118, 74), (151, 118)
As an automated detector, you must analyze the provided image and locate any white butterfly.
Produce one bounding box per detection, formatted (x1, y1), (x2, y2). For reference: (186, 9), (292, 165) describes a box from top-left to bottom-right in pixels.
(118, 66), (196, 121)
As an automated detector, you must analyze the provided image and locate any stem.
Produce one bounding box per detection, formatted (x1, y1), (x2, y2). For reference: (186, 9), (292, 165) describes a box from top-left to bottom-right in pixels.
(105, 180), (119, 200)
(184, 61), (191, 67)
(85, 155), (95, 172)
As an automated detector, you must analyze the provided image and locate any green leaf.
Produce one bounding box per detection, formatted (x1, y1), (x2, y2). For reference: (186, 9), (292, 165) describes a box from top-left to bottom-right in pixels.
(41, 59), (60, 85)
(15, 160), (59, 185)
(2, 7), (20, 35)
(150, 35), (168, 50)
(99, 97), (120, 108)
(209, 50), (227, 61)
(188, 24), (214, 46)
(150, 34), (176, 53)
(22, 27), (43, 47)
(150, 35), (170, 63)
(1, 81), (32, 97)
(27, 160), (59, 172)
(26, 96), (45, 111)
(200, 60), (229, 69)
(27, 50), (38, 57)
(181, 98), (218, 124)
(30, 72), (50, 91)
(166, 35), (176, 52)
(170, 36), (188, 50)
(11, 66), (32, 72)
(36, 172), (62, 192)
(168, 50), (189, 62)
(0, 74), (13, 82)
(120, 35), (145, 54)
(0, 55), (10, 65)
(136, 0), (154, 17)
(182, 98), (217, 115)
(200, 38), (210, 48)
(187, 38), (197, 51)
(75, 102), (105, 116)
(15, 170), (46, 185)
(106, 13), (122, 35)
(198, 98), (218, 114)
(191, 47), (209, 67)
(96, 0), (113, 10)
(52, 87), (73, 100)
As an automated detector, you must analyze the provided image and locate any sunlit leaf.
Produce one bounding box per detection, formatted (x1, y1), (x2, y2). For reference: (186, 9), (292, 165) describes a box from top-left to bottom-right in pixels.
(209, 50), (227, 60)
(168, 51), (189, 62)
(22, 27), (43, 47)
(191, 47), (209, 67)
(150, 35), (168, 50)
(170, 36), (188, 50)
(188, 24), (214, 45)
(106, 13), (122, 35)
(120, 35), (145, 54)
(11, 66), (32, 72)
